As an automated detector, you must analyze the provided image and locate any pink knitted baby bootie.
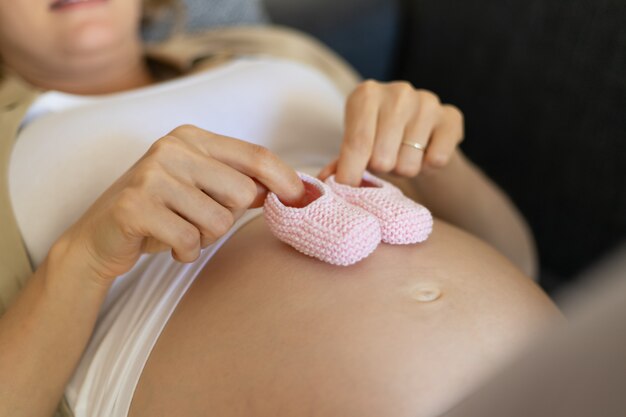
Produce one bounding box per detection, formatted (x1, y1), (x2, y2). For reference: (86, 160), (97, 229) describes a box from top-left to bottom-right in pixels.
(264, 173), (381, 266)
(326, 172), (433, 245)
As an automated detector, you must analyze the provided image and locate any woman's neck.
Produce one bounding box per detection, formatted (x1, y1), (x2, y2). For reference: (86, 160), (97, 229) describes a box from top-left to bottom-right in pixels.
(6, 41), (156, 96)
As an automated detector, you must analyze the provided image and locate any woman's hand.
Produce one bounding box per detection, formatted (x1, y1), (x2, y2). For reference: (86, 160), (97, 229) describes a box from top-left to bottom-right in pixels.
(319, 80), (465, 185)
(53, 124), (304, 285)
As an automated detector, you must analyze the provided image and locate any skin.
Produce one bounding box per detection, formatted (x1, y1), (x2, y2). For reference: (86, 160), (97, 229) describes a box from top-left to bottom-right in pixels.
(0, 1), (551, 416)
(129, 217), (558, 417)
(0, 0), (152, 94)
(320, 81), (465, 184)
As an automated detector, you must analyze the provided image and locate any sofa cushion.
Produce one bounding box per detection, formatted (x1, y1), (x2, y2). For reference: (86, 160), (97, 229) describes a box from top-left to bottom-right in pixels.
(144, 0), (269, 41)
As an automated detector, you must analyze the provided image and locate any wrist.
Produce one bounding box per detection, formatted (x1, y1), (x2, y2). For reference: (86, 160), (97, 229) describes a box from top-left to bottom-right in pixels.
(46, 233), (114, 296)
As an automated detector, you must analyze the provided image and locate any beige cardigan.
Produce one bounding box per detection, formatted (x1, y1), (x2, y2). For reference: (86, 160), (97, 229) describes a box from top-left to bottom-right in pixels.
(0, 26), (359, 417)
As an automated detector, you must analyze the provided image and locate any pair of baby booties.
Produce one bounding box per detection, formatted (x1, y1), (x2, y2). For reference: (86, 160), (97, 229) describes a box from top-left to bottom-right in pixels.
(264, 172), (433, 266)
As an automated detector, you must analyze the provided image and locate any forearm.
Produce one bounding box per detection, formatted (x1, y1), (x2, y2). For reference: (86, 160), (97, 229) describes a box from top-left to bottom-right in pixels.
(0, 240), (111, 417)
(411, 151), (538, 278)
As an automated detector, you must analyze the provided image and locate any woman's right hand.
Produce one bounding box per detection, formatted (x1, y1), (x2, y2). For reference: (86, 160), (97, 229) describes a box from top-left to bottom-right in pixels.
(52, 124), (305, 285)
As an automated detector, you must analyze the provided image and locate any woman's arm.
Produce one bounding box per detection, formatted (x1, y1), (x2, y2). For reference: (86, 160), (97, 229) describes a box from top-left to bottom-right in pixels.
(0, 125), (305, 417)
(0, 243), (111, 417)
(409, 151), (537, 278)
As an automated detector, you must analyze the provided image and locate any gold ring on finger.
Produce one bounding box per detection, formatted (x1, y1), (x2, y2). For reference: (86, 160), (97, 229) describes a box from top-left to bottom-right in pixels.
(401, 141), (427, 152)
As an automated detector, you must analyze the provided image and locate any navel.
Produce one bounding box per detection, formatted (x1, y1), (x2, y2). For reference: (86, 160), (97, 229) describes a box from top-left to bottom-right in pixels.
(410, 285), (442, 303)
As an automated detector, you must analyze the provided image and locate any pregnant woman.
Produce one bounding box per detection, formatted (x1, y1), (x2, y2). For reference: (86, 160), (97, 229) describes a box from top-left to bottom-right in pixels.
(0, 1), (560, 417)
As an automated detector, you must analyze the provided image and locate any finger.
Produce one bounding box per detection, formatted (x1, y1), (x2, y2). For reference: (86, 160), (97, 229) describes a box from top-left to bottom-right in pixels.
(146, 137), (265, 211)
(318, 159), (339, 181)
(335, 84), (380, 186)
(191, 157), (260, 212)
(160, 176), (235, 248)
(137, 201), (202, 263)
(168, 125), (305, 204)
(395, 94), (441, 177)
(221, 142), (303, 205)
(369, 99), (413, 173)
(423, 105), (465, 170)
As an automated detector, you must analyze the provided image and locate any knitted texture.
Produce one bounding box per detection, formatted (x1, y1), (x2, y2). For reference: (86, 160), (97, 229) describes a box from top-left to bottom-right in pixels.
(326, 172), (433, 244)
(264, 173), (381, 266)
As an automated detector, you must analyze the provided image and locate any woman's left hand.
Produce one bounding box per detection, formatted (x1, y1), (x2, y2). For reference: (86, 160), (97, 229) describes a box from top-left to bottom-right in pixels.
(319, 80), (465, 186)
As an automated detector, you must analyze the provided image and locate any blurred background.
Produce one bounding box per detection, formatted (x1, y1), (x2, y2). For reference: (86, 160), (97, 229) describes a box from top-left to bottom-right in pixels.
(144, 0), (626, 299)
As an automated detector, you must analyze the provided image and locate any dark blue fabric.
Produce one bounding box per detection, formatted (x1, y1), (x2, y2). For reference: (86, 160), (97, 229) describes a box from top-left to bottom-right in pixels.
(144, 0), (268, 41)
(265, 0), (401, 81)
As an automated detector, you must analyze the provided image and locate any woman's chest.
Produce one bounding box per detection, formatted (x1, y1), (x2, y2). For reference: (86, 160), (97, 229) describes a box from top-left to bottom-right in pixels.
(9, 59), (345, 266)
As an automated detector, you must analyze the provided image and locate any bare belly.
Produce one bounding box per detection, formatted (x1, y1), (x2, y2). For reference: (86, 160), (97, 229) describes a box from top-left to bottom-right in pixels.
(128, 216), (560, 417)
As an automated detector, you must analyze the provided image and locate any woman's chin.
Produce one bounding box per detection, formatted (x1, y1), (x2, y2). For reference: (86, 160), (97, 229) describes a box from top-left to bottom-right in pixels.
(59, 22), (131, 57)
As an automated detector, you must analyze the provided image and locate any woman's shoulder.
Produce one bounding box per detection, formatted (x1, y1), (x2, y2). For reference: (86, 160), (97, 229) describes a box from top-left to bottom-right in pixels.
(0, 70), (41, 114)
(0, 71), (42, 316)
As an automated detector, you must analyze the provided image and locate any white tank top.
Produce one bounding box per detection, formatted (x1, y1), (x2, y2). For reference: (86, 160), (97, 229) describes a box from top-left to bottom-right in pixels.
(8, 57), (347, 417)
